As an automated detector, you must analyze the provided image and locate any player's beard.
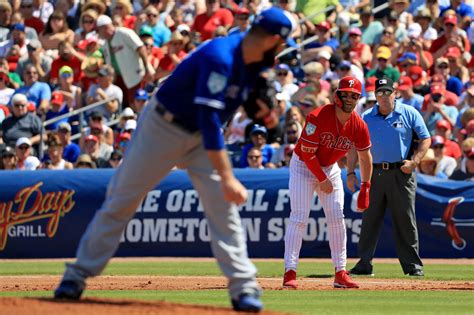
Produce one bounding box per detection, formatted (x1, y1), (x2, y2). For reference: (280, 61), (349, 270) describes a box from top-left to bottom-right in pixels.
(248, 43), (279, 71)
(342, 102), (356, 113)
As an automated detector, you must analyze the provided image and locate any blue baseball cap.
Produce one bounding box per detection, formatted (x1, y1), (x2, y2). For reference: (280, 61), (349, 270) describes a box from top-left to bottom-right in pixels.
(10, 23), (25, 32)
(250, 124), (267, 135)
(398, 52), (417, 63)
(135, 89), (149, 101)
(337, 60), (352, 70)
(253, 7), (297, 47)
(275, 63), (290, 71)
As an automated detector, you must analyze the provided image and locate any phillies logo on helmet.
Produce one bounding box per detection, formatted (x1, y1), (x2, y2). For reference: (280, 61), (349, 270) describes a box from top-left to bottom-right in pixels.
(334, 76), (362, 109)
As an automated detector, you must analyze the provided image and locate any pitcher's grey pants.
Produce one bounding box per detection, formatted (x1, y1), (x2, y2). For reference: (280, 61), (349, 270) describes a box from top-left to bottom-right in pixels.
(62, 101), (261, 299)
(354, 168), (423, 274)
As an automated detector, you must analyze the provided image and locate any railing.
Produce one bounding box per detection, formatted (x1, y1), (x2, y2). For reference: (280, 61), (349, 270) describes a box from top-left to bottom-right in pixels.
(39, 97), (120, 159)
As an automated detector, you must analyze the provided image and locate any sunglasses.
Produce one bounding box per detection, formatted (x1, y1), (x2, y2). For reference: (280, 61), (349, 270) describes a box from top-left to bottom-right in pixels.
(377, 58), (388, 62)
(14, 103), (26, 107)
(286, 130), (298, 135)
(339, 66), (350, 71)
(115, 6), (124, 9)
(18, 145), (29, 150)
(82, 19), (95, 24)
(58, 128), (69, 133)
(433, 144), (444, 149)
(61, 73), (73, 78)
(21, 4), (33, 8)
(437, 64), (449, 69)
(51, 16), (63, 21)
(247, 155), (262, 160)
(110, 157), (121, 161)
(376, 90), (393, 96)
(180, 30), (190, 36)
(147, 13), (158, 18)
(383, 31), (393, 35)
(91, 117), (102, 121)
(277, 71), (288, 76)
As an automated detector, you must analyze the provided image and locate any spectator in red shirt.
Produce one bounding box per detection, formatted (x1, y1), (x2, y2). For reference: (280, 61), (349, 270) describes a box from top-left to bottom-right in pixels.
(430, 15), (470, 60)
(192, 0), (233, 42)
(156, 30), (187, 80)
(434, 119), (462, 160)
(20, 0), (44, 34)
(112, 0), (136, 30)
(50, 40), (84, 85)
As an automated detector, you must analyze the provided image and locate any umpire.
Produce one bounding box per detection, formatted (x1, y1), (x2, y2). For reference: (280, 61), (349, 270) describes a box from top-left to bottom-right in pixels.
(347, 77), (431, 276)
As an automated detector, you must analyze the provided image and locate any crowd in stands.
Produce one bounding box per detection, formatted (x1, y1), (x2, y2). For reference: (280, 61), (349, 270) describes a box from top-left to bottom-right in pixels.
(0, 0), (473, 181)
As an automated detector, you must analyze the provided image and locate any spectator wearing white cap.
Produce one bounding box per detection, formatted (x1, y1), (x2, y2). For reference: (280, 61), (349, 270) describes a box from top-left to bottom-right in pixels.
(274, 64), (298, 99)
(1, 93), (42, 148)
(96, 14), (155, 106)
(15, 136), (40, 170)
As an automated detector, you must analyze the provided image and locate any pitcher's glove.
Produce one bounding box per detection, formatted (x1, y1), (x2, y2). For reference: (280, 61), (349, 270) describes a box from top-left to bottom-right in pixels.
(242, 76), (278, 128)
(357, 182), (371, 212)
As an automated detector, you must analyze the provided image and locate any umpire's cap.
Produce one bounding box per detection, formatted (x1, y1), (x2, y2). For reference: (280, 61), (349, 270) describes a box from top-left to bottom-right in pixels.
(375, 77), (395, 93)
(253, 7), (297, 46)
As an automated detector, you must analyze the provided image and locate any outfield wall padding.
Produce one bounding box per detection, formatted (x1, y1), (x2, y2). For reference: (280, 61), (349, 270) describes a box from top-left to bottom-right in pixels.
(0, 169), (473, 258)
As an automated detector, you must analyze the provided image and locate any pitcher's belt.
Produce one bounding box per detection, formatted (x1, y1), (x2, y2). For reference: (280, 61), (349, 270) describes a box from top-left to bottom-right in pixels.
(155, 103), (196, 133)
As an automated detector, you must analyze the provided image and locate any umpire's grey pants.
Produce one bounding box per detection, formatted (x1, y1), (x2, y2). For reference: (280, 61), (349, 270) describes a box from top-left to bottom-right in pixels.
(355, 168), (423, 274)
(63, 101), (261, 299)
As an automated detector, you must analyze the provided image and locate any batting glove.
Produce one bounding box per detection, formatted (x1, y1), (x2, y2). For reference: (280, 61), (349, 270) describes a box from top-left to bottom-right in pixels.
(357, 182), (371, 211)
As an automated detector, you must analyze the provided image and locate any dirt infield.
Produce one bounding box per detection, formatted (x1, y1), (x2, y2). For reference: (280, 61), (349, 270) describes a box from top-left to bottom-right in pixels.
(1, 258), (473, 314)
(1, 274), (474, 292)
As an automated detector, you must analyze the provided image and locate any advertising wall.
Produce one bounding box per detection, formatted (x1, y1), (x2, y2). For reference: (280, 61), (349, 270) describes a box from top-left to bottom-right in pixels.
(0, 169), (473, 258)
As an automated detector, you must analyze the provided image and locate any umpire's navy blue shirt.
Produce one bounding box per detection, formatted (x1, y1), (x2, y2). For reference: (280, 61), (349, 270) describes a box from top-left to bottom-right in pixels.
(156, 33), (260, 150)
(362, 100), (430, 163)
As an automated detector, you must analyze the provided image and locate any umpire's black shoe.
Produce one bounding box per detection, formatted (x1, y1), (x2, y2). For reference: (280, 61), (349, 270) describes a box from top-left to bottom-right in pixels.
(407, 270), (424, 277)
(54, 280), (84, 300)
(349, 268), (374, 277)
(231, 293), (263, 313)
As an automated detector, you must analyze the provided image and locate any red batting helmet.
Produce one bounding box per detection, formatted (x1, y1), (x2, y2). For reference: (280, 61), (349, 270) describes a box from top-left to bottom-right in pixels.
(334, 76), (362, 109)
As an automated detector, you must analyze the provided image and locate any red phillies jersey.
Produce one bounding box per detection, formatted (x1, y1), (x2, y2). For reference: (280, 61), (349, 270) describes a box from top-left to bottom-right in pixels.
(294, 104), (371, 166)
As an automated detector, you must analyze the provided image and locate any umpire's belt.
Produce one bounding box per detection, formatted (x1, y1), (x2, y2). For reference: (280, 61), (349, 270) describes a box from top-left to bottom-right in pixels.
(155, 103), (195, 133)
(373, 162), (404, 170)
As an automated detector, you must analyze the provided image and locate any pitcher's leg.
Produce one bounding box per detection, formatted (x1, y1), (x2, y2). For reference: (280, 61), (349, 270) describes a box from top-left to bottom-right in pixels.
(63, 107), (185, 283)
(186, 150), (260, 300)
(284, 156), (315, 271)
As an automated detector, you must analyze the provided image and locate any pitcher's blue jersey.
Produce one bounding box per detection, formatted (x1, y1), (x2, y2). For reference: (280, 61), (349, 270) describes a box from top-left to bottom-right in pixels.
(156, 33), (260, 150)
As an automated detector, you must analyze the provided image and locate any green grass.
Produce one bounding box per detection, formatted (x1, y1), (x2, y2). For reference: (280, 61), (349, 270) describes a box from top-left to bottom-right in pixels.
(1, 260), (473, 314)
(1, 290), (473, 314)
(0, 260), (473, 281)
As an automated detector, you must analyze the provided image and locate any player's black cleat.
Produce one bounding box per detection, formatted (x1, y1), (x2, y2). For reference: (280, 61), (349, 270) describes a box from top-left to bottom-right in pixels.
(231, 293), (263, 312)
(54, 280), (84, 300)
(349, 267), (374, 277)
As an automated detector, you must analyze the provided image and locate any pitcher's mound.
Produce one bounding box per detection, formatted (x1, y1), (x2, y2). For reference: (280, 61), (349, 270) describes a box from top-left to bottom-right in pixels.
(0, 297), (281, 315)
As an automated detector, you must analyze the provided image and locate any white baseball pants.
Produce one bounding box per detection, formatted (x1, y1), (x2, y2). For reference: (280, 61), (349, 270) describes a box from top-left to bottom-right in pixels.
(284, 154), (346, 271)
